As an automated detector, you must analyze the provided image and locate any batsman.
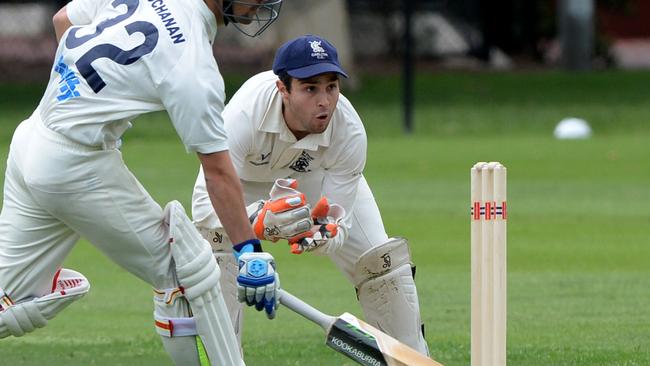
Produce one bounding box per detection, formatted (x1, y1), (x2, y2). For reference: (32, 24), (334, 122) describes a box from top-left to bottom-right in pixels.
(0, 0), (288, 365)
(193, 34), (430, 356)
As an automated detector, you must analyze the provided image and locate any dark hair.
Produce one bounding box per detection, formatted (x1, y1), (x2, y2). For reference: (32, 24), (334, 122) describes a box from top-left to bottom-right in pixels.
(278, 71), (293, 92)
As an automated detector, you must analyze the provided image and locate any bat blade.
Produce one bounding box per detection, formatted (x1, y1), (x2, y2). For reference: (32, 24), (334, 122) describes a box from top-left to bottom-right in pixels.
(278, 289), (443, 366)
(328, 312), (443, 366)
(326, 313), (388, 365)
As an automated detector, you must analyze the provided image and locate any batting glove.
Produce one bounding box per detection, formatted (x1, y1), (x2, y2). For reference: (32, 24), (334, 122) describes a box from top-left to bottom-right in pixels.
(249, 178), (312, 242)
(236, 252), (280, 319)
(289, 197), (346, 254)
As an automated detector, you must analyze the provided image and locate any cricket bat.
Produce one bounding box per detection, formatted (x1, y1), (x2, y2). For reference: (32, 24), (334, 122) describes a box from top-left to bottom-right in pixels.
(278, 289), (444, 366)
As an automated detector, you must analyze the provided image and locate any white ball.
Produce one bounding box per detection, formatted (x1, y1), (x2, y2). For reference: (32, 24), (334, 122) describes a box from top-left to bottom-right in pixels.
(553, 117), (592, 139)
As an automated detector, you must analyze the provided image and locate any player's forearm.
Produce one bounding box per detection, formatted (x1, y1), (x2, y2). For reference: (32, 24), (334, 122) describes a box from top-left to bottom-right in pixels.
(198, 151), (256, 245)
(53, 6), (72, 42)
(208, 181), (254, 245)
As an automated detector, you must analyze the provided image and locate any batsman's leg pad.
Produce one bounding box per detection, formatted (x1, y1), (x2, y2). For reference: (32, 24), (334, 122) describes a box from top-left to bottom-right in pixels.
(164, 200), (243, 366)
(0, 268), (90, 338)
(352, 237), (430, 356)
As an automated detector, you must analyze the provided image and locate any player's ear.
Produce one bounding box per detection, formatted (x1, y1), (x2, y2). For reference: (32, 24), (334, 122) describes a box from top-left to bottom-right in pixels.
(276, 79), (289, 98)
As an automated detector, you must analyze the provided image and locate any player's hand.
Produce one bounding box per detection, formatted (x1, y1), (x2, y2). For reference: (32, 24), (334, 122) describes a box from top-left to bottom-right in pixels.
(289, 197), (346, 254)
(248, 178), (312, 242)
(236, 252), (280, 319)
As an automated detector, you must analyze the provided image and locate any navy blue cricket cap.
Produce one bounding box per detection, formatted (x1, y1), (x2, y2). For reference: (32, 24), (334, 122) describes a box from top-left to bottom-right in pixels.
(272, 34), (348, 79)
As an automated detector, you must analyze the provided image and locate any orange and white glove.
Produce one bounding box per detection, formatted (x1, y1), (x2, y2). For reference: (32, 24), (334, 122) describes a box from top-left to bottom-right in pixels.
(288, 197), (346, 254)
(249, 178), (312, 242)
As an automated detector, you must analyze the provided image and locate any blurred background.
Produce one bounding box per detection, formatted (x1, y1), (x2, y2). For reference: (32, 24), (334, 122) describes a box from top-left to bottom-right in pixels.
(1, 0), (648, 133)
(1, 0), (648, 80)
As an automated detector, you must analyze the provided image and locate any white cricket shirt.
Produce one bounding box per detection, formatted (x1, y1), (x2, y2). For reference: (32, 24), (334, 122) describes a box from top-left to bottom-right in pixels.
(37, 0), (228, 153)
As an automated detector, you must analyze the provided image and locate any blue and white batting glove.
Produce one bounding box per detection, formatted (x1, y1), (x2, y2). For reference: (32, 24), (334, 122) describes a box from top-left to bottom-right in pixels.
(236, 251), (280, 319)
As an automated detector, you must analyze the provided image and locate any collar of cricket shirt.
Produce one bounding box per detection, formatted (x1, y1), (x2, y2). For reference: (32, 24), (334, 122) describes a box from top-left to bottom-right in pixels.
(258, 88), (333, 150)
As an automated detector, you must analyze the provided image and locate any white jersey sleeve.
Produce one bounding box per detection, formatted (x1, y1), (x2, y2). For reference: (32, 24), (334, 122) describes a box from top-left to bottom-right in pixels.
(66, 0), (112, 25)
(157, 39), (228, 154)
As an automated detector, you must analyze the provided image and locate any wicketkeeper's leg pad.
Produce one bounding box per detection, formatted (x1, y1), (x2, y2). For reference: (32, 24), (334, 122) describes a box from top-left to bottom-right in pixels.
(163, 200), (243, 366)
(196, 227), (245, 349)
(352, 237), (430, 356)
(0, 268), (90, 338)
(213, 251), (243, 346)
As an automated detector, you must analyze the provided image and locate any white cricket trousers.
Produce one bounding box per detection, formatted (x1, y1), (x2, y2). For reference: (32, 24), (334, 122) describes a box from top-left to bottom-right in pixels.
(0, 116), (176, 301)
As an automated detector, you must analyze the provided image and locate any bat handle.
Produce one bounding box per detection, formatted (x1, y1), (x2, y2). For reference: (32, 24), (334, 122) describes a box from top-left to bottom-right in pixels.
(278, 289), (336, 331)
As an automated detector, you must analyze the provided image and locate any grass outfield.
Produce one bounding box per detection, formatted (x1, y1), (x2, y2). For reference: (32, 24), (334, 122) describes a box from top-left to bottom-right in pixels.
(1, 71), (649, 365)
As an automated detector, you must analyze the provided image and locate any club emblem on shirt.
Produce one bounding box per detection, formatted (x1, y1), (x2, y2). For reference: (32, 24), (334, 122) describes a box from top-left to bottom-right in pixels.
(54, 56), (81, 102)
(249, 151), (272, 166)
(289, 151), (314, 173)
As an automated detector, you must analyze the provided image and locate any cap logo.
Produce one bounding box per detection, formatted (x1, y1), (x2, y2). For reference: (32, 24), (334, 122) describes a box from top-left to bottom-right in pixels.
(309, 40), (328, 59)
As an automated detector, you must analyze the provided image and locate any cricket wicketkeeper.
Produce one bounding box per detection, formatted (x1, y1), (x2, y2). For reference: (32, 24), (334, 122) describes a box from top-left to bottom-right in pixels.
(192, 34), (430, 356)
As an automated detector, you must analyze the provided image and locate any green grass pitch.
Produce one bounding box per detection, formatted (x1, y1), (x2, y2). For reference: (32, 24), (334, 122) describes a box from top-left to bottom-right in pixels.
(0, 71), (649, 365)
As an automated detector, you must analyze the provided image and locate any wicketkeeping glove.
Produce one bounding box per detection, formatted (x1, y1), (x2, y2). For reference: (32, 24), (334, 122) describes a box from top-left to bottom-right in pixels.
(288, 197), (346, 254)
(236, 252), (280, 319)
(248, 178), (312, 242)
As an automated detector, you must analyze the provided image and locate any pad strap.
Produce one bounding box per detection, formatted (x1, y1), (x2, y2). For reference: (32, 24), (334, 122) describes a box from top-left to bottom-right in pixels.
(0, 288), (14, 311)
(154, 314), (198, 337)
(154, 287), (185, 305)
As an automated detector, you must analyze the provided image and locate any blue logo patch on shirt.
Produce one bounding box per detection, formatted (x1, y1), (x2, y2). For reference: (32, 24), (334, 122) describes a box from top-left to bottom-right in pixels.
(54, 56), (81, 102)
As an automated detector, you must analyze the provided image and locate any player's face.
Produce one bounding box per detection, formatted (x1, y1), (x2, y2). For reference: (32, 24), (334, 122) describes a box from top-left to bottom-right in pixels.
(231, 0), (265, 24)
(279, 73), (340, 140)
